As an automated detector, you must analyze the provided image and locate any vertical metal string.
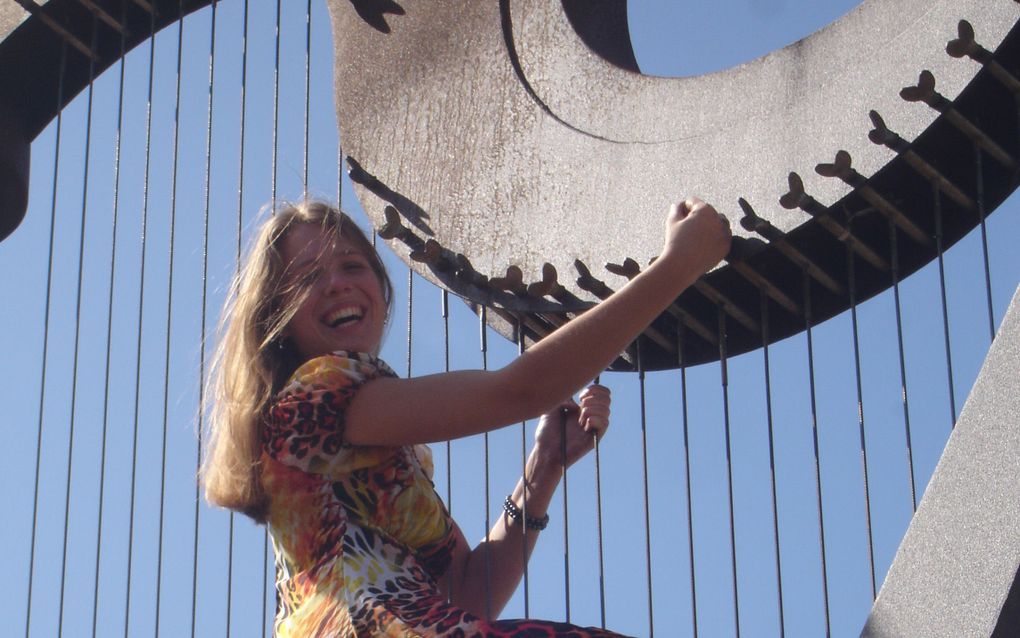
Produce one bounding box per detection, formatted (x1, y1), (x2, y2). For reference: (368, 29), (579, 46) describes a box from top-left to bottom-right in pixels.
(441, 290), (455, 602)
(124, 6), (159, 634)
(58, 16), (98, 637)
(226, 0), (249, 632)
(933, 183), (958, 426)
(759, 292), (785, 636)
(974, 146), (995, 340)
(91, 7), (129, 635)
(846, 241), (877, 599)
(264, 2), (285, 632)
(270, 0), (281, 208)
(191, 2), (218, 635)
(677, 328), (698, 638)
(24, 37), (67, 638)
(155, 5), (187, 633)
(228, 0), (251, 632)
(442, 291), (451, 505)
(302, 0), (311, 195)
(560, 401), (571, 623)
(479, 306), (492, 620)
(517, 327), (532, 618)
(406, 268), (413, 376)
(592, 379), (607, 629)
(636, 342), (654, 636)
(717, 310), (740, 638)
(889, 221), (917, 511)
(803, 272), (831, 635)
(335, 7), (343, 207)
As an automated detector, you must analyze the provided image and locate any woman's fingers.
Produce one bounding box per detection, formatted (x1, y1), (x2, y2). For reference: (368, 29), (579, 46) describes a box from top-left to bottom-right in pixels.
(670, 196), (706, 221)
(663, 196), (732, 274)
(578, 384), (611, 436)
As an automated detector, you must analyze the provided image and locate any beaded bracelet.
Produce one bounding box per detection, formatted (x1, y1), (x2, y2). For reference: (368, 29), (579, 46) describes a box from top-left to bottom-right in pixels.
(502, 495), (549, 531)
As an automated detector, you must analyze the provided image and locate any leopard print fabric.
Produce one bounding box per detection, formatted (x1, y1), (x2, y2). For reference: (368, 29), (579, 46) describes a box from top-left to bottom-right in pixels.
(262, 352), (630, 637)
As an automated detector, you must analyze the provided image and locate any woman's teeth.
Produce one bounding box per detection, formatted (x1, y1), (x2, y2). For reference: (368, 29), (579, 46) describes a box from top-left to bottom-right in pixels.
(326, 307), (362, 327)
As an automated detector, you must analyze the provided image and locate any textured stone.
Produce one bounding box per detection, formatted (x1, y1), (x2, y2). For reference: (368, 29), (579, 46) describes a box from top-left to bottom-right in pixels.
(863, 285), (1020, 637)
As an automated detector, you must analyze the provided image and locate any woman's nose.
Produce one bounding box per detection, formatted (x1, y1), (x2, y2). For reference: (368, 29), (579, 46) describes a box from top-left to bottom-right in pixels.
(323, 269), (351, 295)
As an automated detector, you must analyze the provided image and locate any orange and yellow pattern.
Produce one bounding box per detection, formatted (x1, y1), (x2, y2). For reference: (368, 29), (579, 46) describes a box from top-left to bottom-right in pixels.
(262, 352), (628, 637)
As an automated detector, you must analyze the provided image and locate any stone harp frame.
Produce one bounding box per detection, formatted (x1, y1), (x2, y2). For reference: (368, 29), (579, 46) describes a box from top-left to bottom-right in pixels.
(2, 0), (1019, 634)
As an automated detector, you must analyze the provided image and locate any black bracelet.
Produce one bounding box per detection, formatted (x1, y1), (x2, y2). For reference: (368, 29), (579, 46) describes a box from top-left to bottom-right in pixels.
(502, 495), (549, 531)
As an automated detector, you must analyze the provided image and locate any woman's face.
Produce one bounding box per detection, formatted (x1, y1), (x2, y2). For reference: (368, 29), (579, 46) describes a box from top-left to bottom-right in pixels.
(279, 223), (387, 360)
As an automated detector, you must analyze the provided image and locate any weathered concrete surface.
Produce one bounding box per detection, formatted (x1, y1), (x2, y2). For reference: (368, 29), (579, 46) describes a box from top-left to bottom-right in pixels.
(862, 285), (1020, 637)
(327, 0), (1020, 366)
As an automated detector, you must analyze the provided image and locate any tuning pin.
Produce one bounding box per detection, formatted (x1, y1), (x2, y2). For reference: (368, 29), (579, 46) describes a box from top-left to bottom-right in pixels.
(409, 239), (452, 271)
(454, 253), (489, 288)
(779, 172), (826, 216)
(490, 265), (527, 295)
(605, 257), (641, 280)
(574, 260), (614, 299)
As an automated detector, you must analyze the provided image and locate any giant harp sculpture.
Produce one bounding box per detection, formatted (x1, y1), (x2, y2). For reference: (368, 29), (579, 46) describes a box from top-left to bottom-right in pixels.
(1, 0), (1018, 635)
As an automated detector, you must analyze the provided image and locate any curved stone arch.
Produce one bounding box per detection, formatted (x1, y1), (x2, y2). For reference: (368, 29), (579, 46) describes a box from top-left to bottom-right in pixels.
(329, 0), (1020, 368)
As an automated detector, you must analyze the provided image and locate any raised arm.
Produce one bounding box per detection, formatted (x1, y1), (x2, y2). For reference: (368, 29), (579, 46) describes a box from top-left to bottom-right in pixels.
(344, 198), (731, 446)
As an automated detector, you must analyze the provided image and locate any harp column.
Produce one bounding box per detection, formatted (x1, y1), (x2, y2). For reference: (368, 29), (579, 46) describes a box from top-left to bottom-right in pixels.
(863, 285), (1020, 637)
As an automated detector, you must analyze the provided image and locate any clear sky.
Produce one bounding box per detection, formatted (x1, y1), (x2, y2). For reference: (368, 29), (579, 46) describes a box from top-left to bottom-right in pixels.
(2, 1), (1018, 637)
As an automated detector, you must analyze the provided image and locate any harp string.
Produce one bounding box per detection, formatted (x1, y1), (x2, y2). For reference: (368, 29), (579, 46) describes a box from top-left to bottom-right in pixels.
(58, 15), (99, 636)
(677, 328), (699, 638)
(975, 147), (995, 341)
(25, 35), (69, 638)
(760, 290), (786, 637)
(123, 4), (159, 634)
(716, 309), (741, 637)
(933, 183), (958, 427)
(190, 1), (219, 635)
(636, 342), (656, 636)
(847, 234), (878, 600)
(226, 0), (252, 631)
(518, 332), (532, 618)
(92, 5), (130, 637)
(803, 270), (832, 636)
(153, 4), (187, 633)
(480, 306), (493, 620)
(889, 220), (918, 512)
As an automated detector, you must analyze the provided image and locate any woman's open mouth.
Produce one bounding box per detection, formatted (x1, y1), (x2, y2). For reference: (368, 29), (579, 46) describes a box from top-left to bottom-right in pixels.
(324, 307), (363, 328)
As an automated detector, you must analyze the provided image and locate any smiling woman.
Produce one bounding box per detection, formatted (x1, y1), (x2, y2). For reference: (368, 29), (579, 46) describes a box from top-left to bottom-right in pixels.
(202, 201), (393, 518)
(201, 197), (730, 635)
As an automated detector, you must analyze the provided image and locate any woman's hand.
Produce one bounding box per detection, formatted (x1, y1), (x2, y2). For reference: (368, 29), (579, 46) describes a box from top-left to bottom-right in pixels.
(532, 384), (611, 472)
(661, 197), (732, 276)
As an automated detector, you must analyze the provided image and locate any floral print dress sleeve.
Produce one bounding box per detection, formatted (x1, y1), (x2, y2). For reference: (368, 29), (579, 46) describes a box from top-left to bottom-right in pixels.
(261, 351), (629, 637)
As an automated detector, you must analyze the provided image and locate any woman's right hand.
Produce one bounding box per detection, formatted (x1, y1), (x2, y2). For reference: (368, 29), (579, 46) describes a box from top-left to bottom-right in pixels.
(661, 197), (732, 277)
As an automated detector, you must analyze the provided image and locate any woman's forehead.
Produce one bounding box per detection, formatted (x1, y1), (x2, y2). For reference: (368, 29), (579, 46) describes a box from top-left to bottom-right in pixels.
(281, 224), (362, 266)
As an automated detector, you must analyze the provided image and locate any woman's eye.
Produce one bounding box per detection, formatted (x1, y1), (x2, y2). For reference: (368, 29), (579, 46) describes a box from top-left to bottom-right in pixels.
(342, 261), (366, 273)
(300, 268), (323, 285)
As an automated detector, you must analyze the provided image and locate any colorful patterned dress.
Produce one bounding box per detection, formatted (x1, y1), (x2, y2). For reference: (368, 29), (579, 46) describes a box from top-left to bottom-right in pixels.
(261, 351), (630, 637)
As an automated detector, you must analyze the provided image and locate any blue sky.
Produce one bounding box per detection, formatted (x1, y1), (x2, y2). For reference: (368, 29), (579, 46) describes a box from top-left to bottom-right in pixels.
(2, 1), (1018, 636)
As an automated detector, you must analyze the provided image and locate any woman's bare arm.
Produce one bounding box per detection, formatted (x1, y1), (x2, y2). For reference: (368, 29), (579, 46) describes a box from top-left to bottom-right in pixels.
(441, 388), (610, 618)
(344, 198), (730, 446)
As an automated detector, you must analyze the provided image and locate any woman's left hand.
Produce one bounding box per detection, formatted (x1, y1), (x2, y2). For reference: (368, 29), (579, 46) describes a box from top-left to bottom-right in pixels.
(533, 384), (611, 470)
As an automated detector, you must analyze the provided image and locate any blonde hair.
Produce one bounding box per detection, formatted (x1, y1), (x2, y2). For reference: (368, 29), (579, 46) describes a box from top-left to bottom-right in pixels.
(201, 201), (392, 521)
